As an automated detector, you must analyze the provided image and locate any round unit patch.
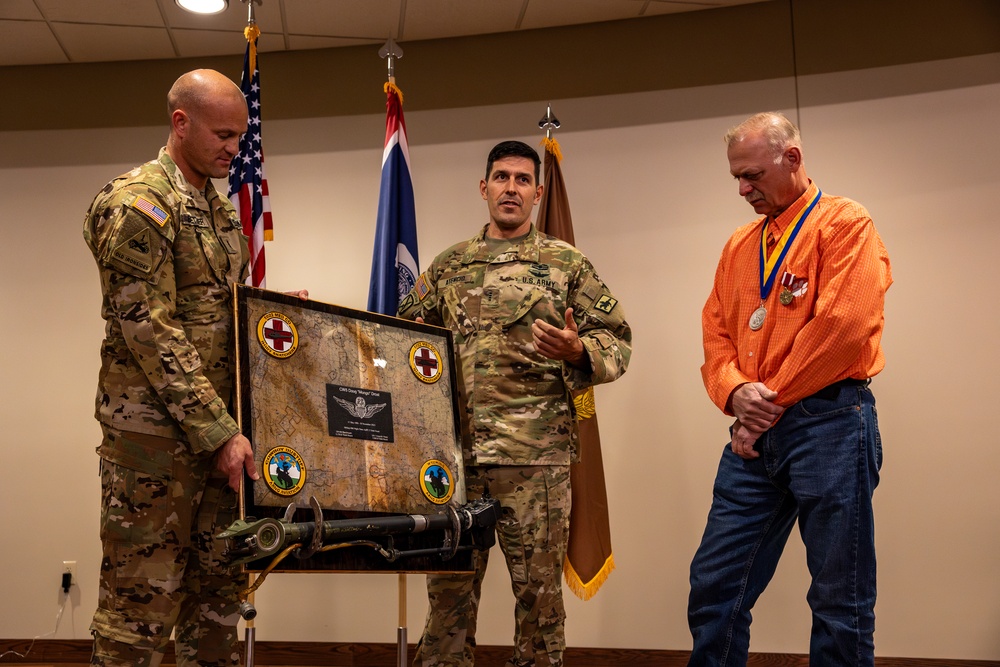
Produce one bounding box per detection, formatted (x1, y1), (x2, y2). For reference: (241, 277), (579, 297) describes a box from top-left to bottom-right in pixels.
(409, 341), (443, 383)
(419, 459), (455, 504)
(257, 312), (299, 359)
(262, 446), (307, 496)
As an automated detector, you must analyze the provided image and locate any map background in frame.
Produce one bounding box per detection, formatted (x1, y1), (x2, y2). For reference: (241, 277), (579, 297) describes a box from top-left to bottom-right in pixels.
(235, 285), (472, 573)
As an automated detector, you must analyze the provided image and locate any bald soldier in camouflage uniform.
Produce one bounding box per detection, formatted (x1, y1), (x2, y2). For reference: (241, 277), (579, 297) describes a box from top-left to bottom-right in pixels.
(398, 141), (631, 667)
(83, 69), (261, 667)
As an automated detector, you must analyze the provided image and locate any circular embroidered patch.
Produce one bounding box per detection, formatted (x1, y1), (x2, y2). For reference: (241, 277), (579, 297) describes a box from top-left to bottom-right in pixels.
(409, 341), (443, 383)
(257, 312), (299, 359)
(262, 446), (306, 496)
(420, 459), (454, 505)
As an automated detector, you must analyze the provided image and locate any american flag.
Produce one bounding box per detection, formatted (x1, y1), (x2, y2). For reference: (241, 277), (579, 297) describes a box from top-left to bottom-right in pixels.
(367, 82), (419, 315)
(228, 26), (272, 288)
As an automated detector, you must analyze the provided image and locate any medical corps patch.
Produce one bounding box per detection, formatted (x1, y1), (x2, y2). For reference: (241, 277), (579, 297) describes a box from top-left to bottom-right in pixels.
(409, 341), (443, 383)
(257, 312), (299, 359)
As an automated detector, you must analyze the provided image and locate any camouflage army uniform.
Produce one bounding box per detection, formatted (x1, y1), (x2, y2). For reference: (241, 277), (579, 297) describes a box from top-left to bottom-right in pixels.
(83, 148), (249, 667)
(398, 224), (631, 667)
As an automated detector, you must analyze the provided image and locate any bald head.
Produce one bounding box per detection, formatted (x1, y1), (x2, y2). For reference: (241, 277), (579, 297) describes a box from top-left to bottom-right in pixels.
(165, 69), (248, 189)
(167, 68), (245, 120)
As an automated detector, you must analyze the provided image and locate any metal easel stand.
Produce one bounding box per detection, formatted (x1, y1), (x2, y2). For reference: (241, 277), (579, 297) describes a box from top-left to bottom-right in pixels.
(238, 574), (406, 667)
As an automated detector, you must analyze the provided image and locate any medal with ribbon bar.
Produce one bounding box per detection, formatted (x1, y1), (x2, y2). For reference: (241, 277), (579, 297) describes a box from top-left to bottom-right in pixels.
(751, 188), (822, 330)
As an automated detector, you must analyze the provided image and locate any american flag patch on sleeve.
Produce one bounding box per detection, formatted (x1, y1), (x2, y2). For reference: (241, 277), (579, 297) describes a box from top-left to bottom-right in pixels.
(133, 196), (170, 227)
(415, 273), (430, 300)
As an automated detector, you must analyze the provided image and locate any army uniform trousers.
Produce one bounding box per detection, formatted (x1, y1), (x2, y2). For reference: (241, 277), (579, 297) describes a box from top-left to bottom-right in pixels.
(91, 427), (242, 667)
(414, 464), (571, 667)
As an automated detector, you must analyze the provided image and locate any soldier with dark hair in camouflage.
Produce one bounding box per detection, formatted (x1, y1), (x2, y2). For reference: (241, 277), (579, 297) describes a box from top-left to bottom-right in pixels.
(83, 69), (294, 667)
(398, 140), (632, 667)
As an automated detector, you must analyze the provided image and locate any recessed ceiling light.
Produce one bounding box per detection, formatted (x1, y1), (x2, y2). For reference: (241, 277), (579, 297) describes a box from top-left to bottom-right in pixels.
(175, 0), (228, 15)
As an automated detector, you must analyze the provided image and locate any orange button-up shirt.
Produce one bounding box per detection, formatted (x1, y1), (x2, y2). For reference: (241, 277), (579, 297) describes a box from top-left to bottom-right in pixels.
(701, 181), (892, 413)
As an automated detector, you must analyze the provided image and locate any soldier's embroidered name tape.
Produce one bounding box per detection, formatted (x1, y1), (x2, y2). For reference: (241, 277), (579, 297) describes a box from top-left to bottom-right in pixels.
(133, 196), (170, 227)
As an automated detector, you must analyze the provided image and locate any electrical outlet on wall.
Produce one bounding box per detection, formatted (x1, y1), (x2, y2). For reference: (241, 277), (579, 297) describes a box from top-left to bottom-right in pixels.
(62, 560), (76, 591)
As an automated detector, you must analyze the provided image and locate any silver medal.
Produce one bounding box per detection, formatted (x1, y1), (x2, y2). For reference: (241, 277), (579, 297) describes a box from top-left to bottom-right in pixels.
(749, 306), (766, 331)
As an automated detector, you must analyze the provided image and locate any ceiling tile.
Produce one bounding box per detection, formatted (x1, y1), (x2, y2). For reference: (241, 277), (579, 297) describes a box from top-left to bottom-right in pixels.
(521, 0), (643, 30)
(172, 27), (252, 59)
(0, 0), (44, 20)
(0, 0), (780, 67)
(284, 0), (401, 39)
(642, 0), (772, 14)
(163, 0), (283, 32)
(403, 0), (525, 42)
(0, 19), (67, 65)
(54, 23), (176, 63)
(36, 0), (164, 26)
(641, 1), (723, 16)
(286, 34), (380, 51)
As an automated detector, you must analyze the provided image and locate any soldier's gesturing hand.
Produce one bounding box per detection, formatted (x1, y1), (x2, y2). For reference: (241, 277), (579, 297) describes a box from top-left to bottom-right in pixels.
(532, 307), (588, 368)
(216, 432), (260, 491)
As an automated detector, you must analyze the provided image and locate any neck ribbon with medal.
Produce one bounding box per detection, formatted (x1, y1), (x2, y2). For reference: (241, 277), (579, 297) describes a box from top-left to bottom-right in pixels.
(749, 189), (821, 331)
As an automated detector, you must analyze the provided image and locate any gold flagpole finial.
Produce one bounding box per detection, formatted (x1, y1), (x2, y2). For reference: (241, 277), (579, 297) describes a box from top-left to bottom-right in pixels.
(379, 37), (404, 85)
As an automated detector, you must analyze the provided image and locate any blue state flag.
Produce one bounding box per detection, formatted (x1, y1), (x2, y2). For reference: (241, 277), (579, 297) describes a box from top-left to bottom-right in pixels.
(368, 82), (419, 315)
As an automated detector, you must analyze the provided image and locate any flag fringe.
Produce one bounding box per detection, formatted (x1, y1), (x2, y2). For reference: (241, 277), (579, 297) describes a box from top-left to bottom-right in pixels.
(563, 552), (615, 601)
(542, 136), (563, 163)
(244, 25), (260, 74)
(384, 81), (404, 104)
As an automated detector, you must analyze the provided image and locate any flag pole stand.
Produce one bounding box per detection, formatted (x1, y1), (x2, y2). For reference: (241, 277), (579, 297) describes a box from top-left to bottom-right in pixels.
(242, 574), (258, 667)
(397, 573), (408, 666)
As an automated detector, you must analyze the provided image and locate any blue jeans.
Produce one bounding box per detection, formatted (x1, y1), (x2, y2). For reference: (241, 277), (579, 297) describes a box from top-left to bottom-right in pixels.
(688, 381), (882, 666)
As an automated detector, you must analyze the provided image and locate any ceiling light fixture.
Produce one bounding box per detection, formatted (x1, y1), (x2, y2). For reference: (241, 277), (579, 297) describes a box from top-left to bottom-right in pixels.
(175, 0), (229, 15)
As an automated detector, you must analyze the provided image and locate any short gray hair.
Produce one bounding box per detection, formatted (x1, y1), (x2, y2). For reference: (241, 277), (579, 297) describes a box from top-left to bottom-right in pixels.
(724, 112), (801, 163)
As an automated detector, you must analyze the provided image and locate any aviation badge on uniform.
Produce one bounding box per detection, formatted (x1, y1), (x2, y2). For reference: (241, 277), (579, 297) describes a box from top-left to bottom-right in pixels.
(420, 459), (454, 504)
(258, 312), (299, 359)
(409, 341), (443, 383)
(263, 446), (307, 496)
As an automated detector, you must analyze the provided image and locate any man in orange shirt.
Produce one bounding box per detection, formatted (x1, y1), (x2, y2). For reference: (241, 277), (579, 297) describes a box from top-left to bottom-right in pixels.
(688, 112), (891, 666)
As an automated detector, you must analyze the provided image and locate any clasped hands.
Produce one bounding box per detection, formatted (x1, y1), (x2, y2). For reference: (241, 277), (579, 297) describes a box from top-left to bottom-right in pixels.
(730, 382), (784, 460)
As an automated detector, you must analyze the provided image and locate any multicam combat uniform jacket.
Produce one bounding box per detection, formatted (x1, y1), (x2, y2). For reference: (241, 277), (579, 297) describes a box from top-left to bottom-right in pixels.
(83, 148), (249, 454)
(398, 224), (631, 466)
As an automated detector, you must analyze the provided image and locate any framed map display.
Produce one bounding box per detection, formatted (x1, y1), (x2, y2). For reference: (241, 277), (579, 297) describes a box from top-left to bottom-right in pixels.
(234, 286), (473, 573)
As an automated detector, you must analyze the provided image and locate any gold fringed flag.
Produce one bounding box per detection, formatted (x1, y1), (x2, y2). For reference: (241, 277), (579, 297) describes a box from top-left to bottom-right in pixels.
(537, 136), (615, 600)
(228, 23), (273, 288)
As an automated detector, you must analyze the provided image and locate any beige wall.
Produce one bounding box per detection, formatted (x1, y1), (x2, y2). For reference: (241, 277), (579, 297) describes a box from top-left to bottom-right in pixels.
(1, 2), (999, 660)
